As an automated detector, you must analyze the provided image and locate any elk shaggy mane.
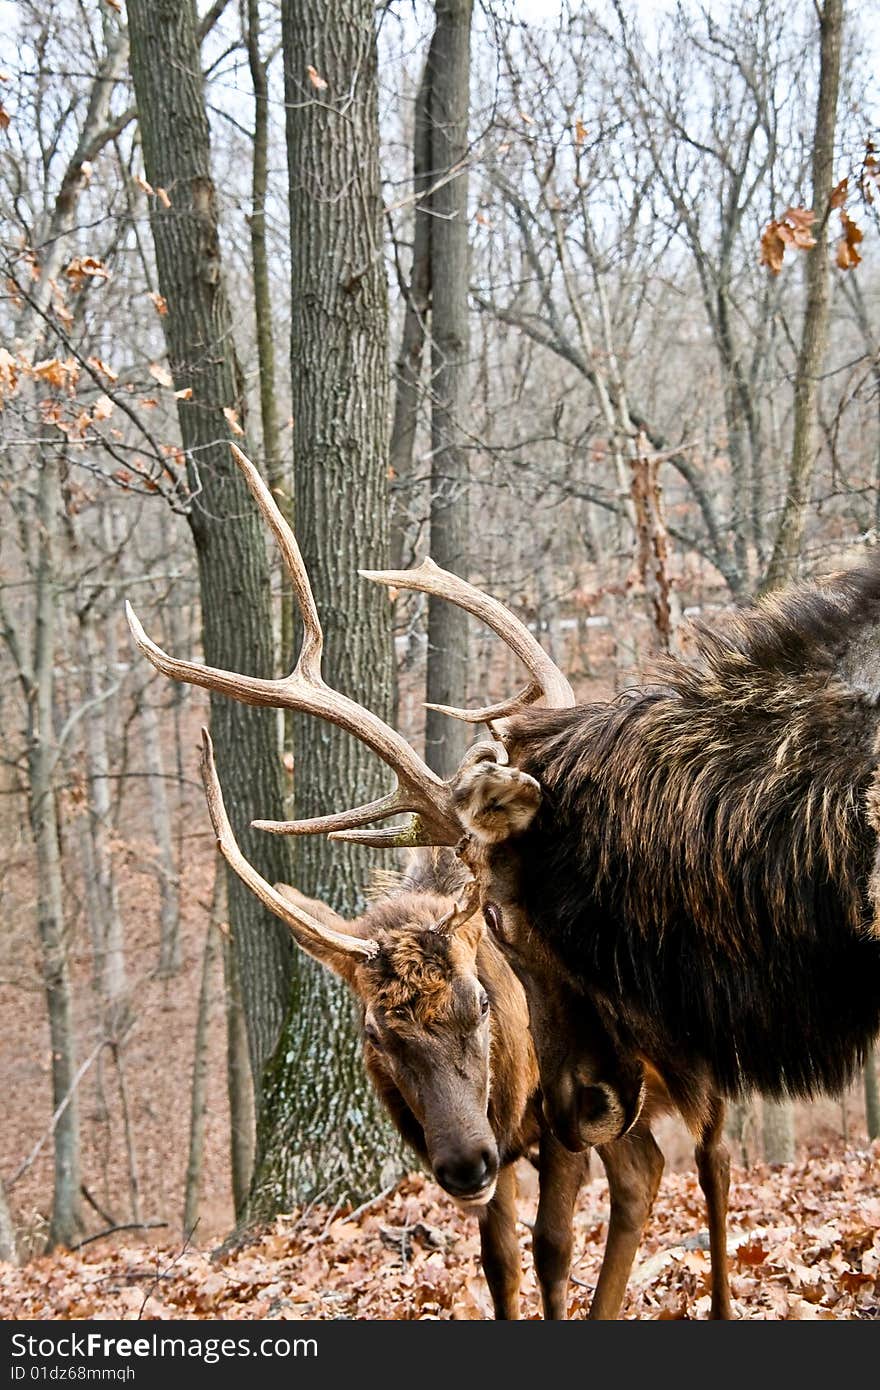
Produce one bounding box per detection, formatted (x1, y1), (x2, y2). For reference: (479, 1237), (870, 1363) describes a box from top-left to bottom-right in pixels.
(504, 558), (880, 1118)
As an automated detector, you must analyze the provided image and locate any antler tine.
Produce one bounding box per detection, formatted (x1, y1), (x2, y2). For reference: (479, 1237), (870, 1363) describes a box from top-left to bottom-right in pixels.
(199, 728), (379, 960)
(361, 559), (576, 718)
(424, 680), (543, 724)
(125, 445), (463, 846)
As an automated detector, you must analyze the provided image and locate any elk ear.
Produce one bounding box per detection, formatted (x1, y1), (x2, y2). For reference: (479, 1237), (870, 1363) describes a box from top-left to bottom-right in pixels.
(454, 908), (486, 954)
(273, 883), (366, 983)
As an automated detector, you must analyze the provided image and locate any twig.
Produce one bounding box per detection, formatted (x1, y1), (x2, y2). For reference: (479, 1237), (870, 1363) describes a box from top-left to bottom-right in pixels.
(9, 1039), (108, 1187)
(71, 1220), (168, 1252)
(81, 1184), (116, 1227)
(138, 1224), (198, 1319)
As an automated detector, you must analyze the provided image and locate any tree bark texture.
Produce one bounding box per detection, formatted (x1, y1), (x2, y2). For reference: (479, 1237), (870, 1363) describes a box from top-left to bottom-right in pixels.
(183, 867), (223, 1235)
(245, 0), (294, 773)
(389, 56), (433, 572)
(223, 926), (255, 1220)
(127, 0), (295, 1107)
(29, 451), (83, 1249)
(244, 0), (407, 1217)
(763, 0), (843, 589)
(424, 0), (474, 778)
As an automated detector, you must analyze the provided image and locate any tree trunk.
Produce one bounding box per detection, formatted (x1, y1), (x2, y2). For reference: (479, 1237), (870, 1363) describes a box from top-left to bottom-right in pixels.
(28, 450), (83, 1249)
(763, 0), (843, 589)
(762, 1097), (795, 1165)
(223, 923), (254, 1220)
(244, 0), (406, 1218)
(246, 0), (294, 777)
(79, 615), (127, 1018)
(0, 1177), (17, 1265)
(140, 694), (180, 976)
(865, 1045), (880, 1142)
(389, 55), (433, 573)
(127, 0), (295, 1111)
(183, 866), (223, 1235)
(424, 0), (474, 778)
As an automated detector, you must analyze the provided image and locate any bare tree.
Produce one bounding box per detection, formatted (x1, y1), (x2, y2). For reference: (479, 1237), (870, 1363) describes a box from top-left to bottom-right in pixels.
(127, 0), (295, 1115)
(764, 0), (845, 588)
(424, 0), (474, 777)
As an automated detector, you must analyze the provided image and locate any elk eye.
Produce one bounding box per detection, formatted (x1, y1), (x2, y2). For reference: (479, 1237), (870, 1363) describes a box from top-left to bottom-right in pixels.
(483, 903), (503, 938)
(479, 991), (490, 1018)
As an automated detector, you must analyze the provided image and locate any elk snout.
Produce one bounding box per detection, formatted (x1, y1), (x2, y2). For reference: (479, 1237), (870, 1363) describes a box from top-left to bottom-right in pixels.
(433, 1143), (499, 1203)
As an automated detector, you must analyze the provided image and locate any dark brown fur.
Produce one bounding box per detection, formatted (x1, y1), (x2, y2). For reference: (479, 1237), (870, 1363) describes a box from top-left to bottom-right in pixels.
(461, 556), (880, 1135)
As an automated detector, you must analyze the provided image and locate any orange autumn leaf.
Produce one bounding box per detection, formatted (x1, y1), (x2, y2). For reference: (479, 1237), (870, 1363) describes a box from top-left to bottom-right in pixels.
(223, 405), (245, 437)
(0, 103), (10, 130)
(87, 355), (119, 383)
(307, 65), (328, 91)
(64, 255), (110, 290)
(759, 206), (816, 274)
(148, 290), (168, 316)
(148, 361), (174, 389)
(156, 186), (171, 209)
(574, 119), (587, 147)
(91, 393), (114, 423)
(828, 176), (848, 209)
(836, 209), (863, 270)
(174, 386), (193, 400)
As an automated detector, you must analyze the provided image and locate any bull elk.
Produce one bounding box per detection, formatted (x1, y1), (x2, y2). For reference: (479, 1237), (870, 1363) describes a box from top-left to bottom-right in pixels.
(126, 444), (732, 1318)
(366, 549), (880, 1254)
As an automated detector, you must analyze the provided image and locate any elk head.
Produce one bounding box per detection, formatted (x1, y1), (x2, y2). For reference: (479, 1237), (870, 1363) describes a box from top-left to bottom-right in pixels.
(196, 733), (503, 1203)
(125, 443), (642, 1166)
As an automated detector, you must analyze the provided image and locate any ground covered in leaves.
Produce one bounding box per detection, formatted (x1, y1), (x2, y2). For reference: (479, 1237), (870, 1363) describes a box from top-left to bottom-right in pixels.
(3, 1141), (878, 1320)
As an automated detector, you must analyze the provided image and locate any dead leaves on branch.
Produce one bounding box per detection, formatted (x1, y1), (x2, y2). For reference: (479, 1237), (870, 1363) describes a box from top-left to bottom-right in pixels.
(760, 182), (865, 274)
(759, 206), (816, 274)
(0, 1142), (877, 1321)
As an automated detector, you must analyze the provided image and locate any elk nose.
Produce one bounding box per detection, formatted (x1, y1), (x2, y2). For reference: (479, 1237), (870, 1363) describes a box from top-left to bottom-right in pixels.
(434, 1147), (496, 1198)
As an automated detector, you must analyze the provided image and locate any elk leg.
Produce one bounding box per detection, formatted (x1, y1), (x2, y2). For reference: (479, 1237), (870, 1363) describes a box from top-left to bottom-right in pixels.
(695, 1096), (732, 1319)
(533, 1126), (588, 1319)
(590, 1120), (664, 1320)
(477, 1164), (522, 1319)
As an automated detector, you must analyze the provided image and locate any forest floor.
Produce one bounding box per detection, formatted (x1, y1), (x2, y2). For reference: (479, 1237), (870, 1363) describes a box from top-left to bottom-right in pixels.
(2, 1143), (879, 1319)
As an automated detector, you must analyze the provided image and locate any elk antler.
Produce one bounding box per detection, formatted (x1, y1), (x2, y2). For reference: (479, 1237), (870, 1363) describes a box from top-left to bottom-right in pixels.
(199, 728), (379, 959)
(360, 559), (575, 723)
(125, 444), (464, 848)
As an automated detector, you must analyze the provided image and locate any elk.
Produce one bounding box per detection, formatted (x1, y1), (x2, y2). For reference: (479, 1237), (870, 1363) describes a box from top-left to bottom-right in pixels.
(126, 444), (733, 1319)
(369, 554), (880, 1197)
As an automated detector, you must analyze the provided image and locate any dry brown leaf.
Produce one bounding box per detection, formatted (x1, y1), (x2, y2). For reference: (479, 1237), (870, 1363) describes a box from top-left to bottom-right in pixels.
(223, 405), (245, 436)
(836, 210), (863, 270)
(156, 187), (171, 209)
(148, 361), (174, 389)
(87, 355), (119, 383)
(174, 386), (193, 400)
(148, 290), (168, 316)
(760, 206), (816, 274)
(307, 65), (328, 91)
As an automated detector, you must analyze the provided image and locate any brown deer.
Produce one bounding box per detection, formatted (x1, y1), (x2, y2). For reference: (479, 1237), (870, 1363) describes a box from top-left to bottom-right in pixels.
(126, 443), (733, 1319)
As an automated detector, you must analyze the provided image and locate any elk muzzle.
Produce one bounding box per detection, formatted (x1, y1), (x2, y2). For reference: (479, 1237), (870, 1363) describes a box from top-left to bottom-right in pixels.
(432, 1140), (499, 1204)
